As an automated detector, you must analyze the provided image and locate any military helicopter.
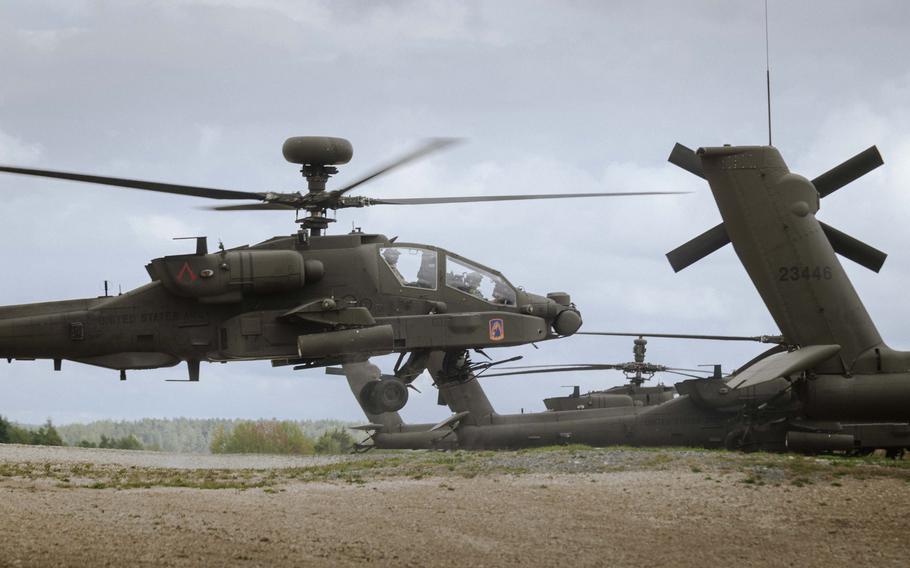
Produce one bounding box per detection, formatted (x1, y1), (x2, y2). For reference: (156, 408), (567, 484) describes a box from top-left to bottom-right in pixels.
(339, 333), (766, 451)
(533, 331), (785, 411)
(0, 136), (681, 414)
(330, 335), (701, 446)
(336, 342), (720, 452)
(479, 336), (702, 410)
(342, 142), (910, 456)
(335, 336), (708, 451)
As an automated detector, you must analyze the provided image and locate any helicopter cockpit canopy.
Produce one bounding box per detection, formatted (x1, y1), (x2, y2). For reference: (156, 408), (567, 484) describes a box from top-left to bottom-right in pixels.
(380, 246), (438, 290)
(379, 245), (517, 305)
(445, 255), (516, 305)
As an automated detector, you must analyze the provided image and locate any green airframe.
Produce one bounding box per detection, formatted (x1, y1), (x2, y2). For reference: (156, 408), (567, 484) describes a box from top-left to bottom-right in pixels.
(0, 136), (678, 415)
(347, 143), (910, 456)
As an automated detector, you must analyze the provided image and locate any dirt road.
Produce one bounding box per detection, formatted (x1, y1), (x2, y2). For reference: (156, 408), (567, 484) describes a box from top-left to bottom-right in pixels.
(1, 444), (908, 567)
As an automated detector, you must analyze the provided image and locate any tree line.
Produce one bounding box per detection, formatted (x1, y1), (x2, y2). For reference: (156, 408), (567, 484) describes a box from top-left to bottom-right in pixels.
(0, 415), (359, 455)
(210, 421), (357, 455)
(0, 417), (64, 446)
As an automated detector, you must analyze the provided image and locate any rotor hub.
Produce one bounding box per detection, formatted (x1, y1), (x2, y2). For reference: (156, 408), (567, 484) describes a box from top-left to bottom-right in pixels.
(301, 164), (337, 193)
(280, 138), (354, 236)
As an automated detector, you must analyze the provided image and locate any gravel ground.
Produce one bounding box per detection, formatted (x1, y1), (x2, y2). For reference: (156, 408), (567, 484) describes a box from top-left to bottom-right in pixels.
(1, 444), (909, 567)
(0, 443), (353, 470)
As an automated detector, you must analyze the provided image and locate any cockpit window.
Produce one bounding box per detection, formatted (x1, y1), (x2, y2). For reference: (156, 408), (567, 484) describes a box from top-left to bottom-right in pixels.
(445, 255), (516, 305)
(380, 247), (437, 290)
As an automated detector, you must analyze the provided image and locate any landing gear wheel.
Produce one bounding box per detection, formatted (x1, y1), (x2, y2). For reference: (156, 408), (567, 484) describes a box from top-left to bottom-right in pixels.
(359, 379), (409, 414)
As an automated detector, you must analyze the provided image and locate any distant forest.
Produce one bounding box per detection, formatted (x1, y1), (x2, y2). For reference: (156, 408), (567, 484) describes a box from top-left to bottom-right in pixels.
(4, 418), (359, 454)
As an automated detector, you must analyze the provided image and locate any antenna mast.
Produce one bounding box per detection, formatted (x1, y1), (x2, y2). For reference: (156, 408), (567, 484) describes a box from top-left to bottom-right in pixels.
(765, 0), (772, 146)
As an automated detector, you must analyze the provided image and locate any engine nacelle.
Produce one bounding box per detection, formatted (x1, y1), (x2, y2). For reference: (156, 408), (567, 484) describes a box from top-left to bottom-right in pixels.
(148, 250), (323, 302)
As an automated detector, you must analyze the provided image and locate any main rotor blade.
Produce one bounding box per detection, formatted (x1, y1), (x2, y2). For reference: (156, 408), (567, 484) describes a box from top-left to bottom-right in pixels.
(812, 146), (883, 198)
(371, 191), (688, 205)
(494, 364), (624, 370)
(667, 143), (705, 179)
(0, 165), (263, 200)
(209, 203), (297, 211)
(663, 369), (713, 380)
(578, 331), (784, 343)
(819, 221), (887, 272)
(482, 365), (624, 378)
(330, 138), (461, 197)
(666, 366), (719, 374)
(665, 223), (730, 272)
(501, 363), (714, 375)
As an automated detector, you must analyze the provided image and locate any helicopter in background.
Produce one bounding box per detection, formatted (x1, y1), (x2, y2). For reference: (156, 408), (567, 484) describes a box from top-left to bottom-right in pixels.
(483, 335), (707, 410)
(0, 136), (681, 414)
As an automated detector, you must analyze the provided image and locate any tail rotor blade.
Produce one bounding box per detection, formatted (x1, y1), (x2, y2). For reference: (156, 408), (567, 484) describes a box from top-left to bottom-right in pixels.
(666, 223), (730, 272)
(664, 144), (885, 274)
(667, 143), (705, 179)
(819, 221), (887, 272)
(812, 146), (883, 198)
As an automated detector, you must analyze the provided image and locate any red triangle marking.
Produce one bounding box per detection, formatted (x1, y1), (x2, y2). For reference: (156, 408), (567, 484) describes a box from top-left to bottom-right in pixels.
(176, 261), (198, 283)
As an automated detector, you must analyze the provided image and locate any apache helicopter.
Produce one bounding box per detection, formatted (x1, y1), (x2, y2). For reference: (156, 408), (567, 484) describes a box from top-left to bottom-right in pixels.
(532, 331), (784, 411)
(341, 142), (910, 456)
(0, 136), (679, 414)
(337, 343), (718, 452)
(336, 336), (710, 451)
(483, 336), (691, 410)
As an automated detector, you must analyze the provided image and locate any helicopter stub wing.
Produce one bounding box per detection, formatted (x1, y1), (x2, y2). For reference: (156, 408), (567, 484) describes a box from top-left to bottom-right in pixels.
(280, 300), (376, 327)
(727, 344), (842, 390)
(678, 344), (842, 411)
(351, 423), (386, 432)
(429, 411), (471, 432)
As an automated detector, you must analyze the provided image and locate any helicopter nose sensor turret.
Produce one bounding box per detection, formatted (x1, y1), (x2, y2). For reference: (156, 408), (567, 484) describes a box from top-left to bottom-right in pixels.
(553, 308), (583, 336)
(549, 292), (582, 336)
(522, 291), (582, 336)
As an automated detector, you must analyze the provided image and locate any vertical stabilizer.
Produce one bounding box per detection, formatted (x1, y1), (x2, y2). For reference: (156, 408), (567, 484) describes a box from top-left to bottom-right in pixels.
(697, 145), (883, 370)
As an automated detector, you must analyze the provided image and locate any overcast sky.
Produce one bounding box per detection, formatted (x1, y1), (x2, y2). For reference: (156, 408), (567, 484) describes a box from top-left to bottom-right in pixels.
(2, 0), (910, 425)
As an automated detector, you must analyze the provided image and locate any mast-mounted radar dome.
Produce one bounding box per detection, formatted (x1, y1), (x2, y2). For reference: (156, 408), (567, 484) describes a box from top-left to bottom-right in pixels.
(282, 136), (353, 165)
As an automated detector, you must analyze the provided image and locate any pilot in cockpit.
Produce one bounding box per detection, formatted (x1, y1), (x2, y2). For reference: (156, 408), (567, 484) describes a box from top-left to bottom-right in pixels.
(492, 281), (515, 305)
(415, 251), (437, 289)
(464, 272), (484, 298)
(382, 248), (404, 280)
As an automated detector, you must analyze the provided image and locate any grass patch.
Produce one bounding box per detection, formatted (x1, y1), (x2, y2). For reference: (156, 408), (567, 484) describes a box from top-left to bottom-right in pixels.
(1, 445), (908, 490)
